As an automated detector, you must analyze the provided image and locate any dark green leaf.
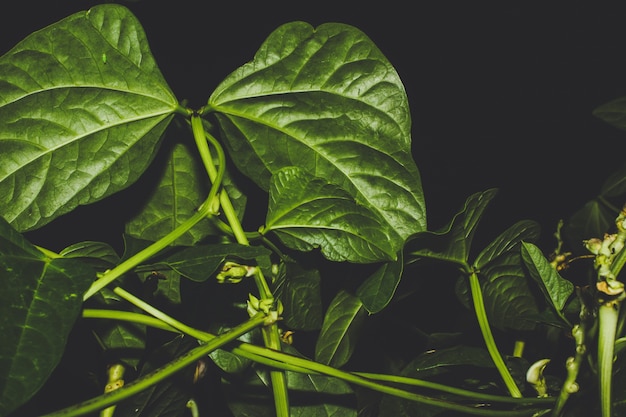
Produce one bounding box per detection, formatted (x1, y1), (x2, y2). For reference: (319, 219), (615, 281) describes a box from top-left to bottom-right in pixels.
(356, 252), (404, 314)
(286, 371), (356, 417)
(125, 139), (216, 246)
(521, 242), (574, 314)
(600, 162), (626, 198)
(274, 260), (323, 331)
(265, 166), (396, 262)
(115, 336), (196, 417)
(60, 240), (121, 271)
(210, 21), (426, 246)
(0, 4), (178, 231)
(406, 189), (498, 265)
(458, 251), (540, 332)
(315, 290), (366, 367)
(0, 218), (95, 416)
(473, 220), (540, 269)
(563, 199), (615, 247)
(594, 96), (626, 132)
(157, 243), (272, 282)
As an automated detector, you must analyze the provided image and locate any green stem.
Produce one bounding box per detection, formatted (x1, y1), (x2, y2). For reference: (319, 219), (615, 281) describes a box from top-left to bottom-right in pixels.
(469, 272), (523, 397)
(190, 114), (287, 415)
(598, 303), (619, 417)
(42, 313), (268, 417)
(82, 309), (553, 416)
(82, 201), (213, 301)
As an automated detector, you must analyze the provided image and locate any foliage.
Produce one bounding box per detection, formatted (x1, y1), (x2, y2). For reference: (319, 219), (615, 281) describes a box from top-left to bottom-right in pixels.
(1, 4), (626, 417)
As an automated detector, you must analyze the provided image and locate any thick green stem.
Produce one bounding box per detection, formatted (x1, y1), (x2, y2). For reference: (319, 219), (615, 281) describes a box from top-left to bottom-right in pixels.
(469, 272), (523, 397)
(598, 303), (619, 417)
(190, 114), (287, 416)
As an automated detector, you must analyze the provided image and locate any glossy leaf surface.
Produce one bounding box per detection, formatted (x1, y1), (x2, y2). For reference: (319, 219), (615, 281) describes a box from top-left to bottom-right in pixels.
(0, 4), (178, 231)
(265, 166), (396, 263)
(209, 21), (426, 251)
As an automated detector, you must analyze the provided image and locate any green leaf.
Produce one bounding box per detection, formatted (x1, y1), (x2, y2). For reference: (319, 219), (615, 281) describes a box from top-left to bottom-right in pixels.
(265, 166), (396, 263)
(594, 96), (626, 132)
(474, 219), (540, 269)
(356, 252), (404, 314)
(0, 218), (95, 416)
(286, 371), (356, 417)
(315, 290), (366, 368)
(273, 260), (323, 331)
(458, 251), (540, 332)
(405, 189), (498, 265)
(158, 243), (272, 282)
(125, 139), (216, 246)
(521, 242), (574, 314)
(209, 21), (426, 247)
(0, 4), (178, 231)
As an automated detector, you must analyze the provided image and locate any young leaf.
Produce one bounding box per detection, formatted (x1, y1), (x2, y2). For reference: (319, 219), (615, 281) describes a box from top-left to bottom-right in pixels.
(209, 21), (426, 245)
(273, 260), (323, 331)
(125, 140), (216, 246)
(265, 166), (396, 263)
(457, 251), (540, 332)
(0, 4), (178, 231)
(356, 252), (404, 314)
(315, 290), (366, 368)
(0, 218), (95, 416)
(521, 242), (574, 315)
(473, 219), (540, 269)
(405, 189), (498, 266)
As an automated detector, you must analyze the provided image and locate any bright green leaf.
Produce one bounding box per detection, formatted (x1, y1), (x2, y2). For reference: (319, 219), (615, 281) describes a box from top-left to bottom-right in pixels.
(315, 290), (366, 368)
(209, 21), (426, 246)
(0, 4), (178, 231)
(265, 166), (396, 263)
(0, 218), (95, 416)
(521, 242), (574, 314)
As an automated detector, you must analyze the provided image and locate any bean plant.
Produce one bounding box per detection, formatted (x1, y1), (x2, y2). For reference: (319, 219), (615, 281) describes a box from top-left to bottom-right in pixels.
(1, 4), (626, 417)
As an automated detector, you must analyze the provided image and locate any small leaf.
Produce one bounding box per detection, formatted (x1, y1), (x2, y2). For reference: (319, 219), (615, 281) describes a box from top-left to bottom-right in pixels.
(458, 251), (540, 332)
(0, 4), (178, 231)
(125, 139), (216, 246)
(157, 243), (272, 282)
(521, 242), (574, 314)
(265, 166), (396, 263)
(356, 252), (404, 314)
(315, 290), (366, 368)
(474, 219), (540, 269)
(0, 218), (95, 416)
(210, 21), (426, 246)
(406, 189), (498, 265)
(274, 261), (323, 331)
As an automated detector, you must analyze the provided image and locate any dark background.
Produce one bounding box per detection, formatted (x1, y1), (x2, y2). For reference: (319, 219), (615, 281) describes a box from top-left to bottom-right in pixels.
(3, 1), (626, 251)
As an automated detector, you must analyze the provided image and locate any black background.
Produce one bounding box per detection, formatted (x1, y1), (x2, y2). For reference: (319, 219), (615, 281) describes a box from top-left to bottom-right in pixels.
(3, 1), (626, 251)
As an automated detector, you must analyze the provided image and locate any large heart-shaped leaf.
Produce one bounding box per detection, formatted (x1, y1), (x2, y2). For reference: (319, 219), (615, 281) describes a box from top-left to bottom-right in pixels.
(0, 4), (178, 231)
(265, 166), (396, 262)
(0, 218), (95, 416)
(208, 21), (426, 248)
